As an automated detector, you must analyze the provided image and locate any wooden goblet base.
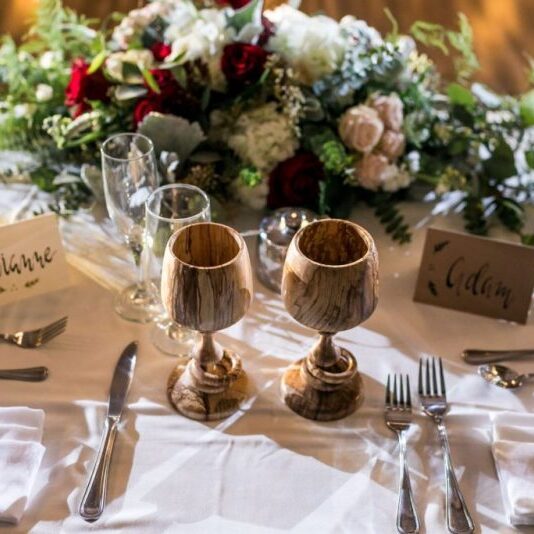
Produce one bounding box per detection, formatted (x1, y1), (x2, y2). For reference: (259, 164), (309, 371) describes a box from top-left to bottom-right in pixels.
(167, 349), (248, 421)
(281, 348), (364, 421)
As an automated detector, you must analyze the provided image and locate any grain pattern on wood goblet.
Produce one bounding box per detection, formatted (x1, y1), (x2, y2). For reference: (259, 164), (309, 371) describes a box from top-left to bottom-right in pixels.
(161, 222), (253, 421)
(281, 219), (378, 421)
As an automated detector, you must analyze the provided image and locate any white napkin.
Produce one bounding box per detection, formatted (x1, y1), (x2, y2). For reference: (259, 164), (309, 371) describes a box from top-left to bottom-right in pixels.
(0, 407), (46, 524)
(492, 412), (534, 526)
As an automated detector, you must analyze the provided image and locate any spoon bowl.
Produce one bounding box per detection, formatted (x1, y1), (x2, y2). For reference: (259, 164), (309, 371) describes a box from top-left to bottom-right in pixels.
(478, 364), (534, 389)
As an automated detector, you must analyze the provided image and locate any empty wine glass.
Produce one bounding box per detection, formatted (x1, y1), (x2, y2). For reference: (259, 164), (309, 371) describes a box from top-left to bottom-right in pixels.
(101, 132), (159, 323)
(145, 184), (211, 355)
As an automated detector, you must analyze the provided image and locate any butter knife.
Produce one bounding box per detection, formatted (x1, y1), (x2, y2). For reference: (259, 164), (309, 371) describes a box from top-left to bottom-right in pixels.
(79, 341), (137, 522)
(463, 349), (534, 365)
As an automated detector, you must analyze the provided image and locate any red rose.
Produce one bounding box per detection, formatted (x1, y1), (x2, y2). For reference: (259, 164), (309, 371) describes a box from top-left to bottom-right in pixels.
(267, 152), (325, 210)
(65, 59), (110, 117)
(150, 42), (172, 61)
(215, 0), (251, 7)
(221, 43), (268, 89)
(133, 69), (200, 127)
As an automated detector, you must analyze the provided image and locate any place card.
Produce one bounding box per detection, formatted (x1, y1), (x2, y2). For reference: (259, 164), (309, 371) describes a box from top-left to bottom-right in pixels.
(414, 228), (534, 324)
(0, 213), (70, 307)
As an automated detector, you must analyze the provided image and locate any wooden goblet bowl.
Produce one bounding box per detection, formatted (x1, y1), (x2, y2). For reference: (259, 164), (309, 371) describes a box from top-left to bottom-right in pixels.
(161, 222), (253, 421)
(281, 219), (378, 421)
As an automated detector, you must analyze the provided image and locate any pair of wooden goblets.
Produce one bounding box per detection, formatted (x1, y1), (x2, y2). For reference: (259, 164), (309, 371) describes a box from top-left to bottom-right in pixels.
(161, 219), (378, 422)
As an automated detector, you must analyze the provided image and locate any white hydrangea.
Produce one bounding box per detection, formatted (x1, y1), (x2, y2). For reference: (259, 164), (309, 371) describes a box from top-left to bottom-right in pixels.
(339, 16), (383, 48)
(265, 5), (346, 85)
(382, 168), (412, 192)
(217, 103), (299, 172)
(165, 7), (232, 64)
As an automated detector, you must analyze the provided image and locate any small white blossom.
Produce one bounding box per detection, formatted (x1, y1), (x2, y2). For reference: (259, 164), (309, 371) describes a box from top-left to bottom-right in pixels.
(40, 51), (62, 70)
(13, 104), (33, 119)
(36, 84), (54, 102)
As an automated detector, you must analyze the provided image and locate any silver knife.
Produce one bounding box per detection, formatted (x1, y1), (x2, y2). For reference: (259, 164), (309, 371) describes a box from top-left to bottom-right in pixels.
(463, 348), (534, 365)
(79, 341), (137, 522)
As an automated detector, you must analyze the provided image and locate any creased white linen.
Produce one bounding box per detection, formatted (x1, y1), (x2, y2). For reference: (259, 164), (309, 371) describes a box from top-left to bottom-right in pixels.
(0, 407), (45, 524)
(492, 413), (534, 526)
(0, 185), (533, 533)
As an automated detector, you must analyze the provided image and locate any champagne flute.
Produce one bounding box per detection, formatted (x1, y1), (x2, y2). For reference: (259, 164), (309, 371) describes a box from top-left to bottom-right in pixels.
(101, 133), (159, 323)
(145, 184), (211, 355)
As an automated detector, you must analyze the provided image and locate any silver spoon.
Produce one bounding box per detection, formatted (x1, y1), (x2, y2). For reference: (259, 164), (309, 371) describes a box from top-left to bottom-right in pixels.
(478, 364), (534, 389)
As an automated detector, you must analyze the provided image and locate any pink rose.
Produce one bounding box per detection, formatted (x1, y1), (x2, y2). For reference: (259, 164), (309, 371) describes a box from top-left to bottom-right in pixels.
(370, 93), (403, 132)
(356, 153), (397, 191)
(379, 130), (406, 160)
(338, 105), (384, 153)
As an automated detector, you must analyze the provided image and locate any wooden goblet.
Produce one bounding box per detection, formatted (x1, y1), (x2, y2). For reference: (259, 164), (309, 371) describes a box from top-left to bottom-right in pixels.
(281, 219), (378, 421)
(161, 222), (253, 421)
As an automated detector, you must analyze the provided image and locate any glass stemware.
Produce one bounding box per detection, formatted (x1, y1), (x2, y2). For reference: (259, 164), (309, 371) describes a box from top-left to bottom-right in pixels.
(101, 133), (159, 323)
(145, 184), (211, 355)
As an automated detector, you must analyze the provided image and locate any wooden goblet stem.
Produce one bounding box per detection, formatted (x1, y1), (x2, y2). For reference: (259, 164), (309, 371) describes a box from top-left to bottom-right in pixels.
(195, 332), (223, 367)
(308, 333), (341, 368)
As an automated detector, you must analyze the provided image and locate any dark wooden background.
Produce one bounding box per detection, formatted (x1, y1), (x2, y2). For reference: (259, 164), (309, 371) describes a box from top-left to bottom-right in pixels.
(1, 0), (532, 94)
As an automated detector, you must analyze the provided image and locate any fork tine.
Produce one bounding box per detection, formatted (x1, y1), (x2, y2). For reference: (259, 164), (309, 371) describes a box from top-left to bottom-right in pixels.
(385, 374), (391, 406)
(38, 322), (67, 342)
(439, 357), (447, 399)
(399, 373), (405, 408)
(45, 316), (68, 332)
(393, 374), (398, 406)
(418, 359), (423, 395)
(39, 324), (67, 344)
(431, 357), (438, 396)
(406, 375), (412, 408)
(425, 358), (432, 396)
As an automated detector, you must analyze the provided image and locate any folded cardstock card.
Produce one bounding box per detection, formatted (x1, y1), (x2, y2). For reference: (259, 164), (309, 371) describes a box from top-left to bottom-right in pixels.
(414, 228), (534, 324)
(0, 213), (70, 306)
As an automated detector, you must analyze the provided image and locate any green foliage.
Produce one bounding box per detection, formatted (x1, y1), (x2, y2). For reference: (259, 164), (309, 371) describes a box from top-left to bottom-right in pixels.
(239, 166), (262, 187)
(447, 83), (475, 107)
(462, 195), (488, 235)
(410, 13), (479, 82)
(483, 138), (517, 181)
(372, 193), (411, 244)
(519, 89), (534, 126)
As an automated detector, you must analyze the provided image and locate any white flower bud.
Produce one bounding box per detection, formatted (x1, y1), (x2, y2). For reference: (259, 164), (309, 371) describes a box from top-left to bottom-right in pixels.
(36, 84), (54, 102)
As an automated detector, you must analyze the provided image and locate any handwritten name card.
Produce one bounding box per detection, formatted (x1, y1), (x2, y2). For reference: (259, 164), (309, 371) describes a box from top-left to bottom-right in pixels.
(414, 228), (534, 324)
(0, 213), (70, 306)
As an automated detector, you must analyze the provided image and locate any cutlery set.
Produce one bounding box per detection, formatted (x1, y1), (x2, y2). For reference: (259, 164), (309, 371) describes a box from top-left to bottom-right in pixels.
(386, 357), (474, 534)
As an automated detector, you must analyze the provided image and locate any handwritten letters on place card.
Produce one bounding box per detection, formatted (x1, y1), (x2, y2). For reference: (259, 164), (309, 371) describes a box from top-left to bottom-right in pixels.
(0, 214), (70, 306)
(414, 228), (534, 324)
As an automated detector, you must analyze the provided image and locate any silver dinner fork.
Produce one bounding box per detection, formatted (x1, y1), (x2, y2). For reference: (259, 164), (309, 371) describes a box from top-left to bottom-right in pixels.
(384, 374), (420, 534)
(418, 357), (474, 534)
(0, 316), (68, 348)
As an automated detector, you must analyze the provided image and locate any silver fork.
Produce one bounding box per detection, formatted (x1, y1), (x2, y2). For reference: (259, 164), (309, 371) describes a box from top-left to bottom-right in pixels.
(0, 316), (68, 348)
(384, 374), (420, 534)
(418, 357), (474, 534)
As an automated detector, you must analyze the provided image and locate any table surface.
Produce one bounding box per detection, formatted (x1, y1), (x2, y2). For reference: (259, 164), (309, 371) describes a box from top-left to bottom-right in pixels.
(0, 192), (533, 534)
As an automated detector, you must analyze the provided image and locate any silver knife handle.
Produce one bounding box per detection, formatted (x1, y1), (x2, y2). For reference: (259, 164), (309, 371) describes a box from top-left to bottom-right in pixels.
(463, 349), (534, 365)
(79, 417), (119, 522)
(436, 421), (474, 533)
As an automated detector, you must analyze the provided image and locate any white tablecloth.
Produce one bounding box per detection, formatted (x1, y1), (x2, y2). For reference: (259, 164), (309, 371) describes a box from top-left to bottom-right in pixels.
(0, 185), (533, 533)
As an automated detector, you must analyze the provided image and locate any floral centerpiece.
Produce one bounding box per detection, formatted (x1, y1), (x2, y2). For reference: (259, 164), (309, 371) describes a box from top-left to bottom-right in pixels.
(0, 0), (533, 242)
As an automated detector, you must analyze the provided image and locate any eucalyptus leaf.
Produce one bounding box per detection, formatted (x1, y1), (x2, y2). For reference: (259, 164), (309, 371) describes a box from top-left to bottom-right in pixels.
(115, 85), (148, 101)
(141, 68), (160, 93)
(138, 112), (206, 163)
(87, 50), (107, 74)
(526, 149), (534, 170)
(520, 89), (534, 127)
(228, 0), (263, 31)
(483, 139), (517, 181)
(447, 83), (475, 107)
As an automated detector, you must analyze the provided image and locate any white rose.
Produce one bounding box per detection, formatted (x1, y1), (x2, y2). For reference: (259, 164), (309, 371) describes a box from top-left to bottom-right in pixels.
(339, 105), (384, 153)
(266, 6), (346, 84)
(36, 84), (54, 102)
(379, 130), (405, 160)
(370, 93), (404, 132)
(106, 50), (154, 83)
